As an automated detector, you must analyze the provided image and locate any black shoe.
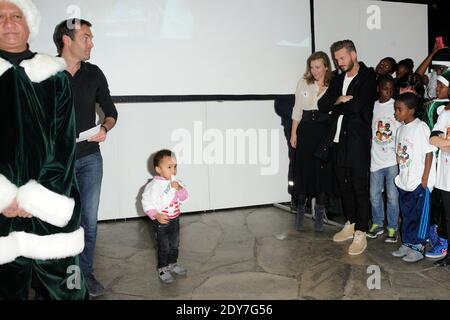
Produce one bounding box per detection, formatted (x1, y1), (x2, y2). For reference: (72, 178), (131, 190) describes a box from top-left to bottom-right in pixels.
(434, 255), (450, 267)
(86, 274), (105, 298)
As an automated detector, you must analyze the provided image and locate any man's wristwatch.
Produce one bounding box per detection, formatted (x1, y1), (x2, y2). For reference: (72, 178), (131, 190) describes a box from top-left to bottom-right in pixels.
(101, 125), (108, 133)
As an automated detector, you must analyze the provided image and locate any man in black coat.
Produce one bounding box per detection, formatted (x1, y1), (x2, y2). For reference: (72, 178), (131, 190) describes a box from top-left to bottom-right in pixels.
(318, 40), (377, 255)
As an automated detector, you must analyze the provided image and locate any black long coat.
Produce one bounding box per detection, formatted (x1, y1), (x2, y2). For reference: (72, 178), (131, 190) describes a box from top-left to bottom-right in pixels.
(317, 62), (378, 169)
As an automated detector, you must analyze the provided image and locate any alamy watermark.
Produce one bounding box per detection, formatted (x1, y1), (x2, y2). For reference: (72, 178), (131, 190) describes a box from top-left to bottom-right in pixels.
(366, 265), (381, 290)
(171, 121), (281, 176)
(367, 5), (381, 30)
(65, 5), (82, 30)
(67, 265), (81, 290)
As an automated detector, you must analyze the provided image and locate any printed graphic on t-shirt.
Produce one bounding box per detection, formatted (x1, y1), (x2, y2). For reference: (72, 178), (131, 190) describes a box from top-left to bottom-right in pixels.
(374, 119), (394, 145)
(397, 141), (412, 169)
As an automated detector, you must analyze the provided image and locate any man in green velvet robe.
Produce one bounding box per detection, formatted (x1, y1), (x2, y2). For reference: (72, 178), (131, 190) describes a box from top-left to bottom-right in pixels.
(0, 0), (88, 300)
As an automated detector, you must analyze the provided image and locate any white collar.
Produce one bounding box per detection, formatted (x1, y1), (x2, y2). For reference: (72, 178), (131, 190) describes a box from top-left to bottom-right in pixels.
(0, 53), (66, 83)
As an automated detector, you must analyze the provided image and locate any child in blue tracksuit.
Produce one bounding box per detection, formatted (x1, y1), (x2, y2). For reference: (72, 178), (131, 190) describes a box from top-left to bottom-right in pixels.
(391, 93), (437, 262)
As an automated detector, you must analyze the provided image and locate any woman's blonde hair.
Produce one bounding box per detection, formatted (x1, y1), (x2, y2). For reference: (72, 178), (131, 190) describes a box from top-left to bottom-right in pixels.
(303, 51), (333, 86)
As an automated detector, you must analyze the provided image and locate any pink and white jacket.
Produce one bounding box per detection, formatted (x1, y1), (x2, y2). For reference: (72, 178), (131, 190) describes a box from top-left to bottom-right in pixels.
(141, 176), (189, 220)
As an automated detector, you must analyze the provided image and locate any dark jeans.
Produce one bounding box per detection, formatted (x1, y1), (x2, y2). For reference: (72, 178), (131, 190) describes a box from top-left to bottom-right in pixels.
(335, 165), (370, 232)
(75, 152), (103, 276)
(154, 218), (180, 269)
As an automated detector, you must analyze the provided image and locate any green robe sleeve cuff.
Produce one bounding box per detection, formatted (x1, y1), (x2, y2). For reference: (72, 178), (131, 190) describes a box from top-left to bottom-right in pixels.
(16, 180), (75, 228)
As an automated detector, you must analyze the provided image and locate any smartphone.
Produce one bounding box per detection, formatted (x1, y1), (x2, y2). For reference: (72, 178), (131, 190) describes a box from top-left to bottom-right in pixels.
(436, 36), (444, 49)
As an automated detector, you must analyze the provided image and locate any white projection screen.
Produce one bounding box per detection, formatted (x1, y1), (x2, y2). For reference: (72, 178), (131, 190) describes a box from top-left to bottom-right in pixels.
(32, 0), (312, 96)
(314, 0), (428, 72)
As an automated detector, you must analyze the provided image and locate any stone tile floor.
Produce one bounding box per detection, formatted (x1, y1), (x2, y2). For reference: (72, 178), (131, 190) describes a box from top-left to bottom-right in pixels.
(94, 206), (450, 300)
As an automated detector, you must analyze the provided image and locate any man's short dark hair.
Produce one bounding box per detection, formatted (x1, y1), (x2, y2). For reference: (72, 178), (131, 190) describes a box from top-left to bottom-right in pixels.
(53, 19), (92, 56)
(153, 149), (175, 169)
(330, 40), (357, 55)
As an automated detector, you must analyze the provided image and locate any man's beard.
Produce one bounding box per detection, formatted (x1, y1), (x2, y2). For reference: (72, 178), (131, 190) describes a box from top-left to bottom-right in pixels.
(340, 60), (354, 73)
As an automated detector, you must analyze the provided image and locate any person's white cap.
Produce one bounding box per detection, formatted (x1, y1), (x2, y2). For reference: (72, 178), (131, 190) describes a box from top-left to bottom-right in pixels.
(437, 69), (450, 87)
(0, 0), (41, 41)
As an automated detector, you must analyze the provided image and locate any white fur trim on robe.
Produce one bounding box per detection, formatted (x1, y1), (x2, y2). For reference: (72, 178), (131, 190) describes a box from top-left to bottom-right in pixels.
(0, 228), (84, 265)
(0, 175), (18, 213)
(16, 180), (75, 228)
(19, 54), (66, 83)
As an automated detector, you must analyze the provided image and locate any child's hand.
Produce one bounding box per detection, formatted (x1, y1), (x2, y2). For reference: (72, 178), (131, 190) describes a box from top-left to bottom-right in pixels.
(171, 181), (182, 191)
(421, 177), (428, 189)
(156, 213), (170, 224)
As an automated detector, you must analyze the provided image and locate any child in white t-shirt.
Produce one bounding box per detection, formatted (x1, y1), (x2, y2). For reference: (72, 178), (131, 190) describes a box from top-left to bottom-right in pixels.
(430, 102), (450, 266)
(391, 93), (437, 263)
(368, 75), (402, 243)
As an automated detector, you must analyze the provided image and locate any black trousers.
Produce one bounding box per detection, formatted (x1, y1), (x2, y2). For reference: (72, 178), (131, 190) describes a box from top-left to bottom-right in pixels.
(440, 190), (450, 241)
(335, 165), (370, 232)
(154, 218), (180, 269)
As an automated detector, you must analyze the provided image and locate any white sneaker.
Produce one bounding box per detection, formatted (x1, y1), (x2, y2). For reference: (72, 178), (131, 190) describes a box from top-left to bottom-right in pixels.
(333, 221), (355, 242)
(168, 263), (187, 276)
(392, 244), (412, 258)
(402, 244), (425, 263)
(158, 267), (174, 284)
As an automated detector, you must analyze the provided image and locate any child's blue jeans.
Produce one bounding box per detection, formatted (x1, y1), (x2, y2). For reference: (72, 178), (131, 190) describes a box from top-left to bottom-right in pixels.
(370, 165), (399, 230)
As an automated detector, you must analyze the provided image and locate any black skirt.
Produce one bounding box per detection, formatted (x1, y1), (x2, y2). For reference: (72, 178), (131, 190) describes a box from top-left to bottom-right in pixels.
(293, 111), (334, 198)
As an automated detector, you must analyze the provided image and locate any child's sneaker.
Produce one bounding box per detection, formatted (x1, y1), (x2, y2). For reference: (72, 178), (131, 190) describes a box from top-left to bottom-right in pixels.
(384, 228), (398, 243)
(402, 244), (425, 263)
(428, 224), (439, 246)
(367, 224), (384, 239)
(425, 237), (448, 259)
(168, 263), (187, 276)
(158, 267), (175, 284)
(392, 244), (412, 257)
